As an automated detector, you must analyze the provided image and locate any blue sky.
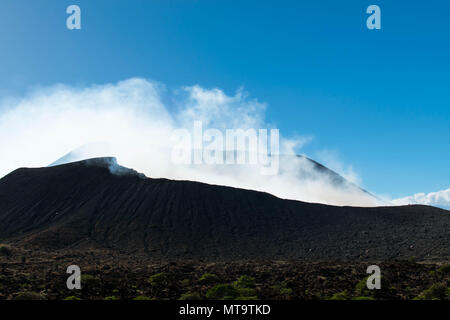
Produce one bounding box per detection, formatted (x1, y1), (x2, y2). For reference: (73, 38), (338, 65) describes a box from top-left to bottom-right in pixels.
(0, 0), (449, 198)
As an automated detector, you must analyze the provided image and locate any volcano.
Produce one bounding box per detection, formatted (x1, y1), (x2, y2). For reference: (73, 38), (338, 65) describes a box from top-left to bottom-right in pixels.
(45, 143), (382, 207)
(0, 158), (448, 261)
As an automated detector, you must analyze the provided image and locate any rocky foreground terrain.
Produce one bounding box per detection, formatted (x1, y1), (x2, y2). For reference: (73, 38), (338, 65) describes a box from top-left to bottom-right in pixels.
(0, 247), (449, 300)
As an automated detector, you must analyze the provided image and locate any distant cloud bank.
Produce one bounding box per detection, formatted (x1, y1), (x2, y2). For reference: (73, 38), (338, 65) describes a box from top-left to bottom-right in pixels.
(393, 189), (450, 210)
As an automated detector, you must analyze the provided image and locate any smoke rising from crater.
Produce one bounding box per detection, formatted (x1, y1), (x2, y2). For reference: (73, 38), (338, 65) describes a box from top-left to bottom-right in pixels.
(0, 78), (381, 206)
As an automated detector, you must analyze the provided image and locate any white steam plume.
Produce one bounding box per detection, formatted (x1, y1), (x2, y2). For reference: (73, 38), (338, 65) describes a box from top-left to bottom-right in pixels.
(0, 78), (381, 207)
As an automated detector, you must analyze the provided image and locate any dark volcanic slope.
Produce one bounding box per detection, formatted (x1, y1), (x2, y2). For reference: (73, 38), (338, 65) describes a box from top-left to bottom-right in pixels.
(0, 158), (448, 261)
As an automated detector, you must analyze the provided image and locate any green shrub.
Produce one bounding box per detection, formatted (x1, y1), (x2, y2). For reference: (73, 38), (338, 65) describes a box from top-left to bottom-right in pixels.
(437, 264), (450, 274)
(280, 287), (292, 295)
(355, 274), (387, 299)
(236, 296), (258, 300)
(81, 274), (99, 282)
(236, 287), (257, 297)
(352, 296), (375, 300)
(234, 275), (255, 288)
(148, 272), (168, 287)
(414, 283), (448, 300)
(199, 273), (219, 285)
(14, 292), (45, 300)
(355, 276), (370, 296)
(408, 256), (417, 263)
(271, 281), (292, 298)
(180, 279), (190, 287)
(206, 284), (239, 300)
(104, 296), (119, 300)
(329, 290), (350, 300)
(133, 296), (154, 300)
(63, 296), (82, 300)
(179, 292), (202, 300)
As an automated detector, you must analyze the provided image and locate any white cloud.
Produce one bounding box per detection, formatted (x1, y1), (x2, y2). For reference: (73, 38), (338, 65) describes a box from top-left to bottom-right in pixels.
(0, 78), (381, 207)
(392, 189), (450, 210)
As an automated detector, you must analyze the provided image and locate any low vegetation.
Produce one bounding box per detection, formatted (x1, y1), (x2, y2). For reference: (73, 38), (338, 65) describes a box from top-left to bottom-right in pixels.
(13, 292), (45, 300)
(414, 283), (449, 300)
(198, 273), (219, 285)
(148, 272), (168, 288)
(0, 253), (448, 300)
